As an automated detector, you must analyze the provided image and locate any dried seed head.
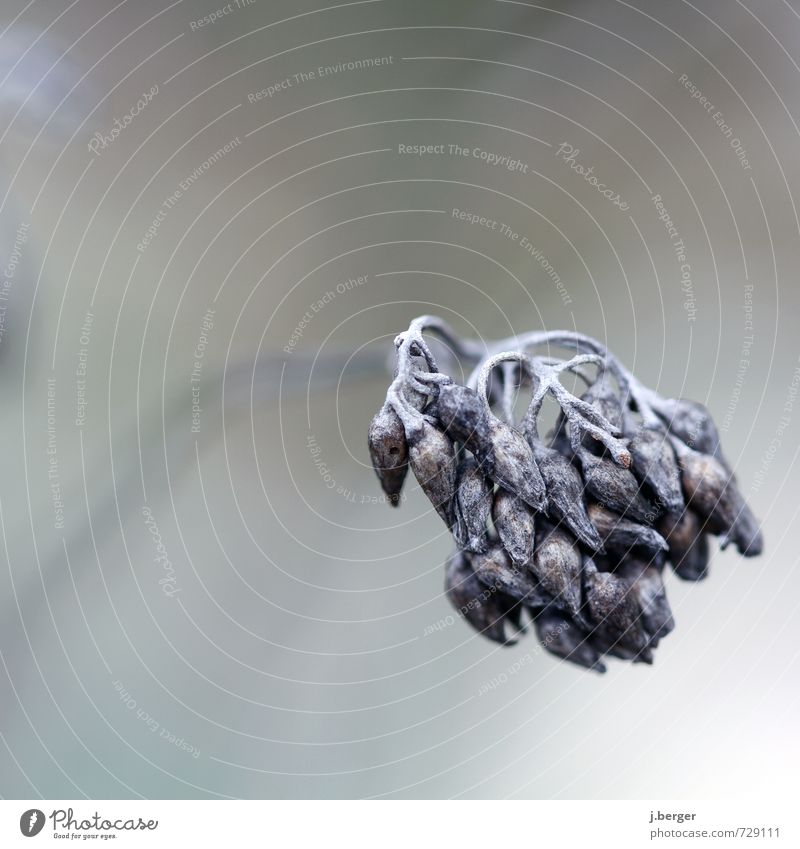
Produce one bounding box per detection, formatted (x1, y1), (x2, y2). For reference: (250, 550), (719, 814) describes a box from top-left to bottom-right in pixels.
(492, 489), (536, 567)
(578, 448), (659, 524)
(627, 425), (684, 513)
(587, 503), (669, 558)
(469, 543), (547, 604)
(407, 418), (457, 527)
(453, 457), (492, 553)
(444, 550), (513, 645)
(367, 403), (409, 506)
(532, 441), (603, 551)
(534, 609), (606, 673)
(658, 510), (711, 581)
(531, 523), (583, 620)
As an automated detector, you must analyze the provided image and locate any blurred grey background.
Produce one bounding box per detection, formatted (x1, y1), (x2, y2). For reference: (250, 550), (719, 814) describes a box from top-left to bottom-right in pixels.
(0, 0), (798, 799)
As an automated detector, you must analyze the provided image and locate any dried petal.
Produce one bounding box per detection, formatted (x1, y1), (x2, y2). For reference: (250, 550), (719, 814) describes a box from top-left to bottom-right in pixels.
(588, 503), (669, 558)
(367, 403), (408, 506)
(492, 489), (536, 567)
(444, 550), (513, 644)
(407, 419), (457, 527)
(532, 442), (603, 550)
(534, 609), (606, 673)
(627, 425), (684, 513)
(453, 457), (492, 553)
(531, 524), (583, 619)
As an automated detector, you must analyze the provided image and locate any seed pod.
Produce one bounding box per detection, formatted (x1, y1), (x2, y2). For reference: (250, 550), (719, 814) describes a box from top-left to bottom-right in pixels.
(660, 398), (725, 462)
(532, 441), (603, 551)
(492, 489), (535, 567)
(453, 457), (492, 553)
(658, 510), (710, 581)
(584, 559), (649, 655)
(616, 558), (675, 644)
(435, 382), (490, 448)
(531, 523), (583, 620)
(407, 419), (457, 527)
(534, 609), (606, 673)
(444, 550), (513, 645)
(482, 418), (547, 511)
(678, 451), (744, 534)
(590, 623), (654, 664)
(367, 403), (409, 506)
(469, 544), (548, 605)
(578, 448), (659, 524)
(627, 425), (684, 513)
(588, 503), (669, 558)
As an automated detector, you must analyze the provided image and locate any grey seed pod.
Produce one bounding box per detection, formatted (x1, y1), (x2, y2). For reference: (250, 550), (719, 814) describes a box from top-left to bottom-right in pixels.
(590, 623), (654, 664)
(616, 558), (675, 644)
(407, 418), (457, 527)
(584, 559), (649, 655)
(627, 425), (684, 513)
(578, 447), (659, 524)
(492, 489), (536, 567)
(469, 544), (549, 605)
(482, 418), (547, 511)
(445, 550), (513, 645)
(534, 609), (606, 673)
(435, 382), (490, 447)
(367, 403), (409, 506)
(658, 510), (710, 581)
(678, 451), (744, 534)
(453, 457), (492, 553)
(587, 503), (669, 558)
(532, 441), (603, 551)
(531, 524), (583, 620)
(660, 398), (725, 463)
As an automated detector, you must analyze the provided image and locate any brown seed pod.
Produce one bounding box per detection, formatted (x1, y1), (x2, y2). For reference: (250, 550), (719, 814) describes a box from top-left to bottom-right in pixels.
(578, 448), (659, 524)
(530, 523), (583, 620)
(588, 503), (669, 558)
(367, 403), (409, 506)
(492, 489), (536, 567)
(532, 441), (603, 551)
(658, 509), (711, 581)
(469, 544), (549, 605)
(678, 451), (744, 534)
(627, 425), (684, 513)
(534, 609), (606, 673)
(444, 550), (514, 645)
(453, 457), (492, 554)
(407, 419), (457, 527)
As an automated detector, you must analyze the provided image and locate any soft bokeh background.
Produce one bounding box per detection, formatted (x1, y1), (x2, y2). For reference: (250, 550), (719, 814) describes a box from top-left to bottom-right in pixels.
(0, 0), (798, 799)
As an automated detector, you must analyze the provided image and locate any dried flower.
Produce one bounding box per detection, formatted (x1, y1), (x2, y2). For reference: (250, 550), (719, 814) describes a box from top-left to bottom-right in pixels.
(370, 316), (764, 673)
